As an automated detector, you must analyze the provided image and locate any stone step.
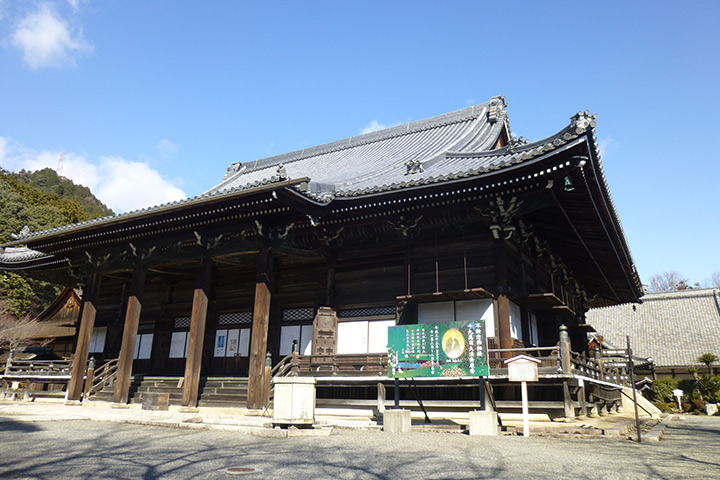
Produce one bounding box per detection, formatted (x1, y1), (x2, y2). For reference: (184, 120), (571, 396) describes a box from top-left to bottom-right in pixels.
(197, 393), (248, 403)
(197, 399), (248, 408)
(198, 387), (248, 395)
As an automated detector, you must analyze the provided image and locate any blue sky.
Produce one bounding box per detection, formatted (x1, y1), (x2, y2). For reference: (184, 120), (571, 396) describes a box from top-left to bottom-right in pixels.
(0, 1), (718, 286)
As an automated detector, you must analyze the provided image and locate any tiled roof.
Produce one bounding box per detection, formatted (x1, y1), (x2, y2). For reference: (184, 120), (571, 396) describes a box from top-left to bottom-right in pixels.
(0, 246), (49, 263)
(1, 97), (510, 247)
(2, 96), (605, 248)
(586, 288), (720, 368)
(207, 96), (509, 199)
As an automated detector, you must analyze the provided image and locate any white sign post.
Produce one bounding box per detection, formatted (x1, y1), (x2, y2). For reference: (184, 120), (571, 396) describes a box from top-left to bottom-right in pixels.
(673, 388), (683, 411)
(505, 355), (541, 437)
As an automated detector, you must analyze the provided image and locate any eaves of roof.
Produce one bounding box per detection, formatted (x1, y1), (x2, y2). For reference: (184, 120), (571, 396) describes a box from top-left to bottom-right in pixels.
(1, 177), (310, 249)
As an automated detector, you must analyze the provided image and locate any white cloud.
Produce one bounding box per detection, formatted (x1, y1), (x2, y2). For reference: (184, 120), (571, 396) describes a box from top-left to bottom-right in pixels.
(94, 157), (187, 213)
(155, 139), (180, 158)
(359, 120), (389, 135)
(597, 136), (616, 158)
(359, 119), (406, 135)
(0, 137), (187, 213)
(10, 3), (93, 69)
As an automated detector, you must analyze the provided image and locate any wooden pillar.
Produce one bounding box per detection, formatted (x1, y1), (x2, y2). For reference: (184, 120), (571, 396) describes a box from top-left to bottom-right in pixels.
(181, 257), (212, 407)
(67, 273), (102, 401)
(563, 380), (576, 419)
(495, 240), (513, 357)
(114, 265), (147, 404)
(247, 250), (273, 409)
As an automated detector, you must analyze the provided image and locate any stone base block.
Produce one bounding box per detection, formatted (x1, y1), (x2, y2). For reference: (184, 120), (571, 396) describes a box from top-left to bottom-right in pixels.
(272, 376), (316, 425)
(383, 409), (411, 433)
(469, 410), (499, 436)
(142, 393), (169, 411)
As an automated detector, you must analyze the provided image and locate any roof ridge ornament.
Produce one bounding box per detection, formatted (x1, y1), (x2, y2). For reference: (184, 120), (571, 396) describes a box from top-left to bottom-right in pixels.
(507, 136), (528, 153)
(10, 225), (30, 240)
(223, 162), (245, 180)
(405, 159), (424, 175)
(487, 95), (507, 124)
(570, 111), (597, 134)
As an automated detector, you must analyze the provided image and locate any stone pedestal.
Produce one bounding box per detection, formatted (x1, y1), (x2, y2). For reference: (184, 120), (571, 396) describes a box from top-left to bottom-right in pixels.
(142, 392), (170, 411)
(469, 410), (499, 436)
(272, 376), (316, 426)
(383, 409), (411, 433)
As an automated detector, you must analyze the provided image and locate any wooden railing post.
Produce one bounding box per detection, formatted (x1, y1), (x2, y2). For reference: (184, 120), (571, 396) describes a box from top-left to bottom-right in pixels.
(83, 357), (96, 401)
(263, 351), (272, 410)
(4, 348), (13, 376)
(559, 324), (571, 374)
(290, 351), (299, 376)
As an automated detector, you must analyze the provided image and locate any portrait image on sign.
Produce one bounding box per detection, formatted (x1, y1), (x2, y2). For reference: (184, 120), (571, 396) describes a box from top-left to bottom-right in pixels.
(387, 320), (488, 378)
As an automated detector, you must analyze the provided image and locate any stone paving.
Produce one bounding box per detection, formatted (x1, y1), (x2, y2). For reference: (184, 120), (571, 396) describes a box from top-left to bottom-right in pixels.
(0, 398), (667, 440)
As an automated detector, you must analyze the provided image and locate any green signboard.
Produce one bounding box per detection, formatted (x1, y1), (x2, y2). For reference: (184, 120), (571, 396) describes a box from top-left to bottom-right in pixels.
(387, 320), (489, 378)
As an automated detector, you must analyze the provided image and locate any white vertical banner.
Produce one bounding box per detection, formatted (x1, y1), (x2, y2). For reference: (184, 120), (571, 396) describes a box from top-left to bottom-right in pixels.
(238, 328), (251, 357)
(227, 329), (240, 357)
(214, 329), (228, 357)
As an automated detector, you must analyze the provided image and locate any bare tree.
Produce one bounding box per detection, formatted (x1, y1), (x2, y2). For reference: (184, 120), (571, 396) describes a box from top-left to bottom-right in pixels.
(709, 272), (720, 288)
(0, 313), (54, 353)
(647, 271), (690, 293)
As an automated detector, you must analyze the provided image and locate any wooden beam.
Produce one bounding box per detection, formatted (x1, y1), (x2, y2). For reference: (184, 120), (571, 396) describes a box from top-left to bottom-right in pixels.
(67, 273), (102, 401)
(247, 251), (273, 409)
(113, 265), (146, 404)
(181, 257), (212, 407)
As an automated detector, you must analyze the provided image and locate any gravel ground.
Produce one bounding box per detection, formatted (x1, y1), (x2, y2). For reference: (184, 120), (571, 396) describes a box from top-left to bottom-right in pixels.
(1, 415), (719, 479)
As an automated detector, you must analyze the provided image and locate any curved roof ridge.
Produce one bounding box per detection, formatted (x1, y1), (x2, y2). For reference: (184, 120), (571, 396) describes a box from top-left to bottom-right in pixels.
(446, 110), (595, 159)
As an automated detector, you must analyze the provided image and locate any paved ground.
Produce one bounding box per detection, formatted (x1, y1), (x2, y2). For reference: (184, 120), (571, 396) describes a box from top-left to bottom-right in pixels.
(1, 402), (719, 479)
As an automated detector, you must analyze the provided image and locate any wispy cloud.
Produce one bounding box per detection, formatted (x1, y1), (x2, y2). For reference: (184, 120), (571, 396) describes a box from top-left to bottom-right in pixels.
(9, 2), (93, 69)
(359, 120), (388, 135)
(155, 139), (180, 158)
(596, 135), (616, 158)
(359, 119), (405, 135)
(0, 137), (187, 213)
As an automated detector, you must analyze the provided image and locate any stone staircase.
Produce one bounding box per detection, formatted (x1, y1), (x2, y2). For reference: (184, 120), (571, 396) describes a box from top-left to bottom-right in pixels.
(90, 376), (249, 408)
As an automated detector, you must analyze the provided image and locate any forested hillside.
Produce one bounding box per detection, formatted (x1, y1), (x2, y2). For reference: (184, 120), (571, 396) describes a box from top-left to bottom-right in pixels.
(0, 168), (114, 317)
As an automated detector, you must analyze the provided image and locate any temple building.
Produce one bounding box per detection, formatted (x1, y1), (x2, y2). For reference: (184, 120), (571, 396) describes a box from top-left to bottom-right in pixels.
(0, 96), (642, 412)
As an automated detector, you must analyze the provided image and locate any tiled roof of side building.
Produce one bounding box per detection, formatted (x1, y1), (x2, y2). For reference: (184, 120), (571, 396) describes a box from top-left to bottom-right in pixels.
(586, 288), (720, 368)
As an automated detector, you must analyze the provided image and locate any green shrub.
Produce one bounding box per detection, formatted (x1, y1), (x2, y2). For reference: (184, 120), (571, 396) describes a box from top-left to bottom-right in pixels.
(652, 401), (676, 413)
(652, 377), (682, 402)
